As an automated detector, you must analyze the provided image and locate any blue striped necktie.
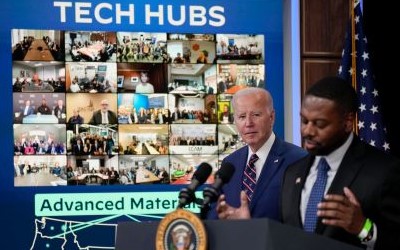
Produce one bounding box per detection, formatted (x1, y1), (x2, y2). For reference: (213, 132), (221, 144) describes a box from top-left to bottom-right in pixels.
(242, 154), (258, 201)
(304, 157), (330, 232)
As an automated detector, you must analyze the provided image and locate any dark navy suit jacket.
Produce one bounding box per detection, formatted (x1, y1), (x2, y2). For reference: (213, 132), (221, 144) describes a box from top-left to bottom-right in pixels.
(281, 136), (400, 249)
(207, 137), (307, 220)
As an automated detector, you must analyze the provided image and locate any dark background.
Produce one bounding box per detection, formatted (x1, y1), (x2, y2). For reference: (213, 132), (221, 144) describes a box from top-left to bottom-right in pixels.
(364, 0), (399, 158)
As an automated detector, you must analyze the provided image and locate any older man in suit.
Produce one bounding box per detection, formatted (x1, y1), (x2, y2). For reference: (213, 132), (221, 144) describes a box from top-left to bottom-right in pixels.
(21, 100), (35, 117)
(89, 99), (117, 124)
(53, 99), (66, 123)
(207, 87), (307, 220)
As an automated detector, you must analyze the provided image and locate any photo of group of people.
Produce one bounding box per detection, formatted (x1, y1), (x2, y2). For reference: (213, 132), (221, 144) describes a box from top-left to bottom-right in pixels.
(11, 29), (266, 187)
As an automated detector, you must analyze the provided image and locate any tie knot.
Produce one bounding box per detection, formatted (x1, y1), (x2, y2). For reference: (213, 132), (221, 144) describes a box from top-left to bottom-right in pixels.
(250, 154), (259, 163)
(317, 158), (330, 172)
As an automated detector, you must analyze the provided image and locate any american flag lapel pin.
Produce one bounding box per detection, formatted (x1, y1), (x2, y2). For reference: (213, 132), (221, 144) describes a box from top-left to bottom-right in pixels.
(295, 177), (301, 184)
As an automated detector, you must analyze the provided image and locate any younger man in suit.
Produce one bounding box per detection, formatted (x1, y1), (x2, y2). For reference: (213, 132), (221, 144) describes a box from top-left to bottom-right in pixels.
(280, 76), (400, 249)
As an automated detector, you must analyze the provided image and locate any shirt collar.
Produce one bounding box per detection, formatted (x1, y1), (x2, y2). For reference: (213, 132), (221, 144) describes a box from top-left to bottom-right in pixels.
(248, 132), (276, 161)
(316, 133), (353, 172)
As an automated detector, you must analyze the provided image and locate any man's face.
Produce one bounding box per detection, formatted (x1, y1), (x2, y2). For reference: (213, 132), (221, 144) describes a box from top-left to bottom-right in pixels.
(300, 95), (353, 155)
(140, 73), (149, 84)
(233, 93), (274, 152)
(101, 101), (109, 112)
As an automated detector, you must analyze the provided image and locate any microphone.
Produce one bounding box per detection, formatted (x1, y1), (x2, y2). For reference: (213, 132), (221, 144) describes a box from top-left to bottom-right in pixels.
(202, 162), (235, 208)
(177, 162), (212, 209)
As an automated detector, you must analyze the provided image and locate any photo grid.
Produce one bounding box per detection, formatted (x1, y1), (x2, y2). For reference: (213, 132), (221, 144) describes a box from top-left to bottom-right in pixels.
(11, 30), (265, 187)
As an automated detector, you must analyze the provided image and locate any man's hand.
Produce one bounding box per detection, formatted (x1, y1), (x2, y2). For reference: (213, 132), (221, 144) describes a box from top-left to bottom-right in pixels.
(317, 187), (365, 234)
(216, 191), (251, 219)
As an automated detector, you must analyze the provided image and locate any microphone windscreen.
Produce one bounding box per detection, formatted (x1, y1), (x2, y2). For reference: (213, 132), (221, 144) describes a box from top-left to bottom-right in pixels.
(216, 162), (235, 183)
(192, 162), (212, 184)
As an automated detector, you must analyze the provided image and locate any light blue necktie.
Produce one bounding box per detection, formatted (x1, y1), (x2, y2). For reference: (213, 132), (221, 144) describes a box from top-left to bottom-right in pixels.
(304, 157), (330, 232)
(242, 154), (258, 201)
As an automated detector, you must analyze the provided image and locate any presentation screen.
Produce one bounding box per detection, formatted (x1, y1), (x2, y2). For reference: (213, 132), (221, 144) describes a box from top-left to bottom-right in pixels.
(1, 0), (284, 248)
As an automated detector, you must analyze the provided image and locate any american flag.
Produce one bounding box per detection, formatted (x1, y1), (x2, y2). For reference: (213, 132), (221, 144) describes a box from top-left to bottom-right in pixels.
(338, 0), (390, 152)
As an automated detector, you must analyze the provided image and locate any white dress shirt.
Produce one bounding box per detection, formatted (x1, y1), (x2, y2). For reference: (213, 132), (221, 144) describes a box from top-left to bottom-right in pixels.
(101, 111), (109, 124)
(300, 133), (352, 222)
(300, 133), (376, 248)
(247, 132), (276, 181)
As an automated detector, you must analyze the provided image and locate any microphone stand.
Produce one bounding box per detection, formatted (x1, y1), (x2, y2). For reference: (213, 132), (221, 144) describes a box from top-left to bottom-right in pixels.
(199, 186), (219, 220)
(178, 192), (209, 220)
(199, 199), (210, 220)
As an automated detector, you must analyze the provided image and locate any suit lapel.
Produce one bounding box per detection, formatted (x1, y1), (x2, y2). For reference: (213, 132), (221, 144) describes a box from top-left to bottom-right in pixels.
(327, 140), (364, 194)
(249, 151), (281, 211)
(229, 147), (249, 197)
(250, 139), (303, 212)
(315, 138), (365, 234)
(291, 156), (314, 227)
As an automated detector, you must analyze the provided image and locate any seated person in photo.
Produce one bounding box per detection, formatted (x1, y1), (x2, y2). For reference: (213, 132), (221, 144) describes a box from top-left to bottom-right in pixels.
(53, 99), (66, 123)
(118, 105), (134, 124)
(183, 48), (191, 63)
(186, 166), (194, 175)
(36, 142), (47, 154)
(68, 108), (84, 124)
(92, 74), (114, 93)
(37, 98), (51, 114)
(89, 99), (118, 124)
(97, 78), (114, 93)
(24, 79), (54, 92)
(40, 81), (55, 92)
(69, 76), (81, 93)
(73, 140), (84, 155)
(158, 167), (170, 184)
(94, 147), (106, 156)
(14, 142), (24, 155)
(108, 167), (119, 184)
(13, 77), (23, 92)
(219, 104), (234, 124)
(119, 169), (130, 184)
(203, 82), (214, 94)
(255, 73), (265, 88)
(202, 109), (212, 123)
(173, 52), (185, 63)
(66, 166), (75, 184)
(12, 43), (25, 60)
(137, 107), (149, 124)
(70, 46), (81, 61)
(52, 163), (62, 176)
(162, 52), (172, 63)
(125, 142), (137, 154)
(196, 50), (209, 64)
(135, 72), (154, 93)
(24, 142), (35, 155)
(21, 100), (35, 117)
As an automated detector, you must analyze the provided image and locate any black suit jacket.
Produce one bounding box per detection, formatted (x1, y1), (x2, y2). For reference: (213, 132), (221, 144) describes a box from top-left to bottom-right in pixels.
(89, 110), (118, 124)
(281, 136), (400, 249)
